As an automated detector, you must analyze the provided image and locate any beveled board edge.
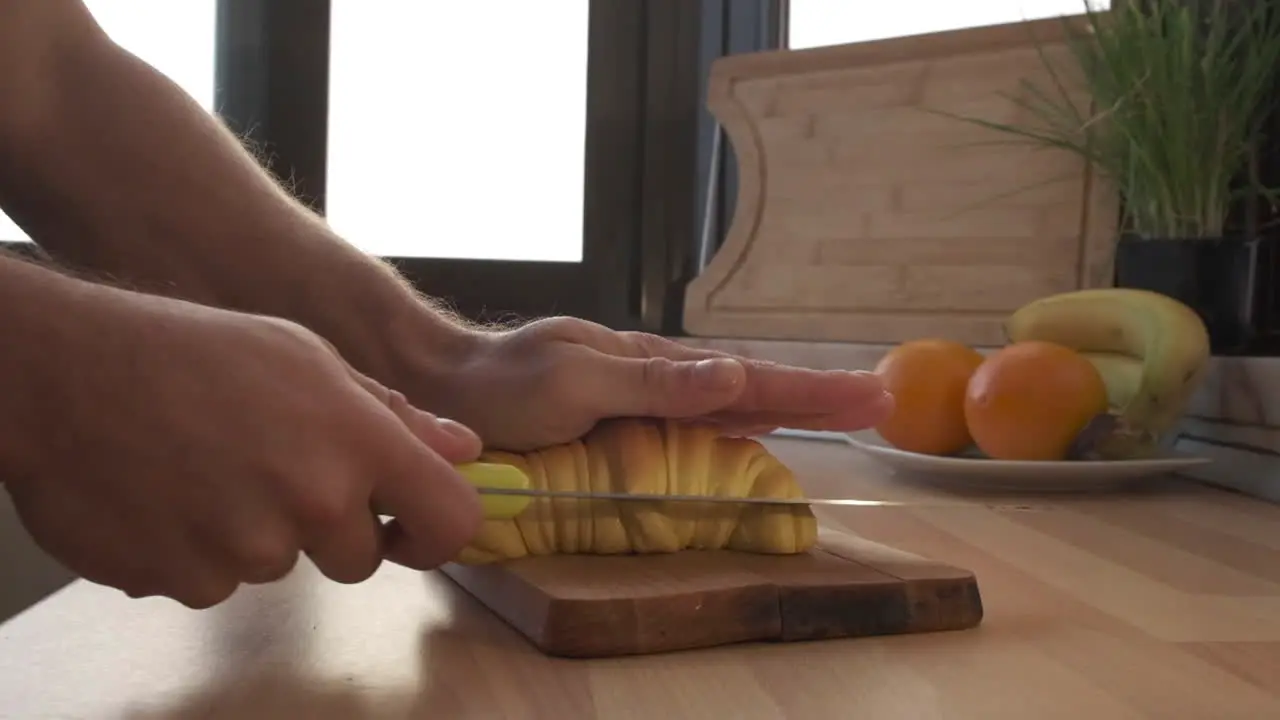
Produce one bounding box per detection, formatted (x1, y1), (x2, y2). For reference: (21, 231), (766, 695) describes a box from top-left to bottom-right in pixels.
(440, 530), (983, 659)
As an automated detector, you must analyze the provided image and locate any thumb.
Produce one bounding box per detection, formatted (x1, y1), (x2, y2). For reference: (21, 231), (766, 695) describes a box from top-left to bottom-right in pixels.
(601, 355), (746, 417)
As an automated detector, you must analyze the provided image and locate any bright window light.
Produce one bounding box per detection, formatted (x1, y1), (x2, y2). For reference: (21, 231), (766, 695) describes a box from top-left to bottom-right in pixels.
(0, 0), (217, 244)
(325, 1), (589, 262)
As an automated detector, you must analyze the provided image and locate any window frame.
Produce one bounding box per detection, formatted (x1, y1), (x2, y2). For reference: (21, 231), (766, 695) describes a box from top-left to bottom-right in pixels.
(692, 0), (783, 271)
(217, 0), (660, 330)
(0, 0), (785, 335)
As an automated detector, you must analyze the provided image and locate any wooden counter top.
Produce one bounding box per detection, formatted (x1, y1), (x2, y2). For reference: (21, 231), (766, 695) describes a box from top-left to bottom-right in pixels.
(2, 437), (1279, 719)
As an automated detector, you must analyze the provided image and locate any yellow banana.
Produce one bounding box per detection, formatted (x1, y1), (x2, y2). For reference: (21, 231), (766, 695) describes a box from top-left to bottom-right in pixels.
(1004, 288), (1210, 458)
(1082, 351), (1144, 411)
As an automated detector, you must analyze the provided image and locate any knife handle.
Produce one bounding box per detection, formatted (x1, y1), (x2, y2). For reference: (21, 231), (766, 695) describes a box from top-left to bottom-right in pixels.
(455, 461), (534, 520)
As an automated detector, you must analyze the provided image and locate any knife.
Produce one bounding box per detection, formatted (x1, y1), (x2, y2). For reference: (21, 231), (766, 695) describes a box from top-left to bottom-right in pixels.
(454, 462), (1049, 519)
(473, 485), (928, 508)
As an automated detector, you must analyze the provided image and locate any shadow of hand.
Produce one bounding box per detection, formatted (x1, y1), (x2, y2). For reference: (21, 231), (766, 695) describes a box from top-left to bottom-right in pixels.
(121, 669), (415, 720)
(120, 572), (595, 720)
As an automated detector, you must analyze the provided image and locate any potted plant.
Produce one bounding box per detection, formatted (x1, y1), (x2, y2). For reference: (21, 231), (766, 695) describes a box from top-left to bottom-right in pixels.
(934, 0), (1280, 354)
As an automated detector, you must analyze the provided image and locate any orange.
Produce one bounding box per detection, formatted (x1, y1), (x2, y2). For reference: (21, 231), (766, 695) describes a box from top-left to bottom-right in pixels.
(873, 339), (985, 456)
(963, 340), (1108, 461)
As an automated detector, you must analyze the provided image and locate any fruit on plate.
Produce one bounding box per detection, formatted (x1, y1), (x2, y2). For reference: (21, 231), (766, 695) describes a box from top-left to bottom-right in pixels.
(1004, 288), (1210, 459)
(872, 338), (985, 456)
(964, 340), (1109, 461)
(1081, 351), (1144, 412)
(455, 418), (818, 564)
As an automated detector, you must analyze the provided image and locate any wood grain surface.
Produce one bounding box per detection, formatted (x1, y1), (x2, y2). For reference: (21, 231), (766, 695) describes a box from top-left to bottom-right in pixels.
(441, 526), (983, 658)
(1, 437), (1278, 719)
(683, 17), (1120, 345)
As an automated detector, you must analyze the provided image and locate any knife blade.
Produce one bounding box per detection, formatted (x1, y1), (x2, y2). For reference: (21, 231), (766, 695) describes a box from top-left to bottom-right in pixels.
(454, 461), (1051, 518)
(472, 485), (1048, 512)
(475, 486), (884, 507)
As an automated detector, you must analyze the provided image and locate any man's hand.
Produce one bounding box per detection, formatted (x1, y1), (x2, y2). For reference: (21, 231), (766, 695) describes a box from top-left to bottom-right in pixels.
(416, 317), (895, 451)
(1, 259), (484, 608)
(0, 0), (890, 462)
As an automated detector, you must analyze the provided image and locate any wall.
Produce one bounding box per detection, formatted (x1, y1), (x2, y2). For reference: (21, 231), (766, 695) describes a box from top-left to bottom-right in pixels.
(0, 494), (75, 624)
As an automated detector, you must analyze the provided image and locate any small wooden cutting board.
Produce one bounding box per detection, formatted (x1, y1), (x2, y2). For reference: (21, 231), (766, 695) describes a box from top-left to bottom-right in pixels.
(440, 526), (983, 658)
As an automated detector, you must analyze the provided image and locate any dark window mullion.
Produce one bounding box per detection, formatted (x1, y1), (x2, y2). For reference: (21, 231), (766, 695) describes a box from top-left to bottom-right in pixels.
(636, 0), (702, 333)
(361, 1), (652, 329)
(582, 0), (649, 330)
(680, 0), (783, 334)
(215, 0), (330, 214)
(631, 0), (786, 335)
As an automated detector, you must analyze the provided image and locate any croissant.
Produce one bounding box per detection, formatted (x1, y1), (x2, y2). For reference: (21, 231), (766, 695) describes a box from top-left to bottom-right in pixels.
(455, 418), (818, 564)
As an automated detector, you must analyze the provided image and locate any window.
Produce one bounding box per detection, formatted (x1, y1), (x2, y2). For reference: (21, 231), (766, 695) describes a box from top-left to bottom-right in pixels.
(0, 1), (1134, 333)
(2, 1), (704, 334)
(786, 0), (1111, 49)
(0, 0), (217, 243)
(326, 2), (589, 263)
(308, 1), (652, 327)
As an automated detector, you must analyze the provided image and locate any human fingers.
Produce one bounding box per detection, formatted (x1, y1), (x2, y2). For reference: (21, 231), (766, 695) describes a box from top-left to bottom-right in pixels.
(698, 400), (897, 434)
(341, 367), (483, 569)
(401, 414), (481, 464)
(611, 332), (894, 425)
(6, 479), (238, 608)
(104, 537), (239, 609)
(202, 437), (380, 587)
(185, 502), (300, 587)
(341, 374), (483, 570)
(373, 436), (485, 570)
(700, 365), (892, 427)
(158, 409), (369, 590)
(156, 555), (242, 609)
(584, 350), (749, 418)
(752, 368), (891, 421)
(515, 321), (792, 420)
(697, 420), (780, 437)
(119, 515), (241, 607)
(302, 507), (384, 584)
(347, 368), (482, 463)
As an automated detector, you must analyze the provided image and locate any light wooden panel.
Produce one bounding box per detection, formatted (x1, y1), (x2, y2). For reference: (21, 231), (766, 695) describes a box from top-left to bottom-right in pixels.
(685, 18), (1120, 345)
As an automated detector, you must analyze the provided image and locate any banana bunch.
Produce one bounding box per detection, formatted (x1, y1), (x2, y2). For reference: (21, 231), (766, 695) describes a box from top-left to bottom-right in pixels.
(456, 418), (818, 564)
(1004, 288), (1210, 459)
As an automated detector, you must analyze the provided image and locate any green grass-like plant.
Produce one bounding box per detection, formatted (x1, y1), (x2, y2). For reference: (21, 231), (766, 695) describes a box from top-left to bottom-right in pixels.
(933, 0), (1280, 239)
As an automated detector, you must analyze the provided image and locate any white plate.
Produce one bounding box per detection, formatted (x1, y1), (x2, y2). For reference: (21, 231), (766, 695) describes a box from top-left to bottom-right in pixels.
(843, 429), (1211, 493)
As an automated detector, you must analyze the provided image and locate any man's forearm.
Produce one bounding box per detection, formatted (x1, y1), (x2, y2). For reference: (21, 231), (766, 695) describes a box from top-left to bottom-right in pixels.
(0, 251), (116, 474)
(0, 1), (476, 384)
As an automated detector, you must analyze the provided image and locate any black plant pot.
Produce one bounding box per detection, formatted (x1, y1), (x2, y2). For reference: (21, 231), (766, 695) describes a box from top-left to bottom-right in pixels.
(1113, 234), (1275, 355)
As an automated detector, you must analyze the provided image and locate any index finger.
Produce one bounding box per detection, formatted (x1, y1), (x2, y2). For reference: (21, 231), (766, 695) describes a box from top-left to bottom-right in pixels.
(372, 434), (485, 570)
(622, 334), (890, 419)
(345, 370), (485, 570)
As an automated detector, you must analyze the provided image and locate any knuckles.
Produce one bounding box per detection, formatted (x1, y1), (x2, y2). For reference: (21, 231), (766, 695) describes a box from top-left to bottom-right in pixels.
(316, 554), (382, 586)
(173, 579), (239, 610)
(228, 530), (300, 584)
(518, 316), (607, 347)
(291, 482), (359, 530)
(379, 388), (417, 423)
(262, 453), (368, 532)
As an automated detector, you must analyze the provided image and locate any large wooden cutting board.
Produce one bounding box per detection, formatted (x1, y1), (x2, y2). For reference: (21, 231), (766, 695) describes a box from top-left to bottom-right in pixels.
(440, 526), (983, 658)
(683, 16), (1119, 345)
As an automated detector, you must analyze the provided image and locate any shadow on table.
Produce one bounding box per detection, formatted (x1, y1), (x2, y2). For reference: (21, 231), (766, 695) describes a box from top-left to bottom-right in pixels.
(118, 574), (592, 720)
(120, 668), (415, 720)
